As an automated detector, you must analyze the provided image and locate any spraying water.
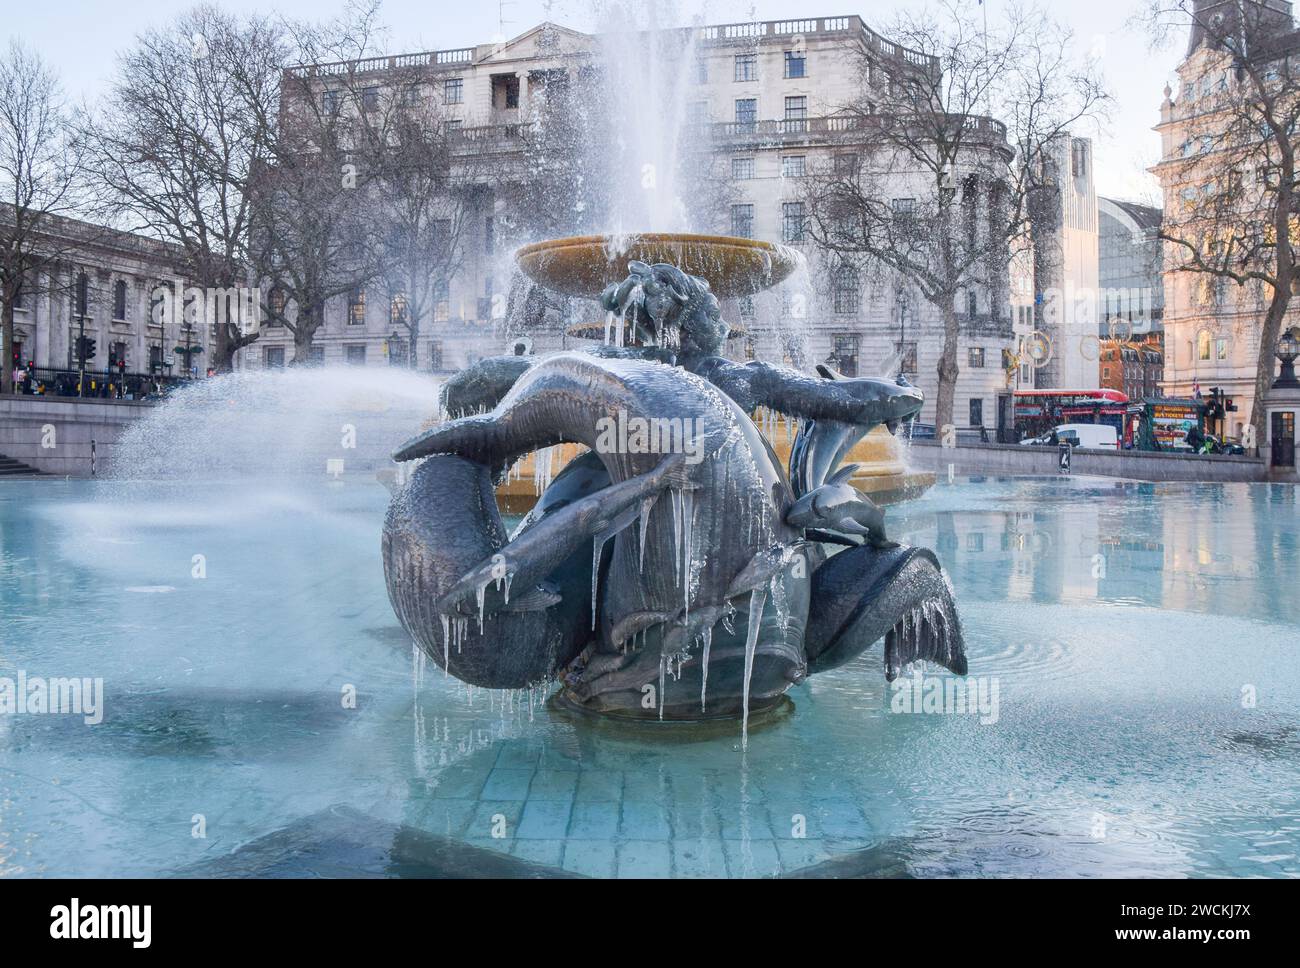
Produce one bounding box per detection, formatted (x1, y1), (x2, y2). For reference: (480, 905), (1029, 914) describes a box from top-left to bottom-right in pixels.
(109, 367), (441, 481)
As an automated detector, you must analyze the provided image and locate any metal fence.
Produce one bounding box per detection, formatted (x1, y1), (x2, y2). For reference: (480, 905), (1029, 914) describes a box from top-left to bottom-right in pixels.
(13, 366), (186, 400)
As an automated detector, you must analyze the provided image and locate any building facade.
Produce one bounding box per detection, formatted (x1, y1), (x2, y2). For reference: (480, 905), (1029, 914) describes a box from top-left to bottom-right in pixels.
(3, 207), (197, 391)
(1152, 0), (1300, 439)
(243, 14), (1018, 429)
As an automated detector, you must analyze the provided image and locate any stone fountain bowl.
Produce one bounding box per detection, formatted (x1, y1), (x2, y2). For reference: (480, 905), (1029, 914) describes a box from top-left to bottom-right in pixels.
(515, 233), (800, 298)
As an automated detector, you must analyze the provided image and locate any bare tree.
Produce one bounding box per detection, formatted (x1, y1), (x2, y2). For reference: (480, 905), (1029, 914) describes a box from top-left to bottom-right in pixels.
(81, 6), (284, 374)
(247, 4), (392, 363)
(0, 40), (86, 393)
(802, 1), (1107, 430)
(1144, 0), (1300, 449)
(376, 92), (477, 369)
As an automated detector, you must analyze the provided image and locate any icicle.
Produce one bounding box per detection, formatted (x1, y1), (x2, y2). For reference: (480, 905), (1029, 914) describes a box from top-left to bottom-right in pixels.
(592, 531), (612, 630)
(681, 489), (694, 621)
(741, 586), (767, 752)
(638, 495), (654, 572)
(699, 625), (712, 713)
(476, 579), (488, 633)
(671, 489), (682, 579)
(503, 571), (514, 605)
(658, 653), (667, 721)
(439, 613), (451, 676)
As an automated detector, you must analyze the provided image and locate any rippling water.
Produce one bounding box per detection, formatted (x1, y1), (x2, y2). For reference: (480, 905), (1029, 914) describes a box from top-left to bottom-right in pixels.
(0, 475), (1296, 877)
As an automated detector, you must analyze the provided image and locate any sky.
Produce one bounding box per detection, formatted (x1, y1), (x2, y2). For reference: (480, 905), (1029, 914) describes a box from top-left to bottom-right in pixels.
(5, 0), (1186, 204)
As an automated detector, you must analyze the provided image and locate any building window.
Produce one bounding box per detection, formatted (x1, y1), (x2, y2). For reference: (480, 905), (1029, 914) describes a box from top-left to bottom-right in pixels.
(361, 87), (380, 112)
(834, 153), (858, 175)
(739, 295), (755, 318)
(832, 265), (859, 314)
(896, 341), (918, 375)
(784, 50), (806, 79)
(832, 333), (860, 377)
(308, 345), (325, 366)
(734, 53), (757, 82)
(345, 344), (366, 366)
(444, 119), (463, 136)
(112, 279), (128, 321)
(492, 74), (520, 110)
(484, 216), (495, 255)
(444, 78), (464, 104)
(967, 291), (978, 316)
(784, 96), (807, 131)
(970, 398), (984, 427)
(322, 90), (340, 115)
(694, 59), (708, 84)
(969, 346), (985, 368)
(734, 98), (757, 130)
(781, 155), (806, 178)
(731, 204), (754, 238)
(1216, 337), (1228, 360)
(390, 293), (408, 325)
(1198, 330), (1211, 360)
(348, 288), (366, 326)
(731, 157), (755, 180)
(433, 279), (450, 322)
(782, 201), (805, 243)
(267, 287), (286, 323)
(264, 345), (285, 368)
(892, 197), (916, 219)
(429, 340), (444, 371)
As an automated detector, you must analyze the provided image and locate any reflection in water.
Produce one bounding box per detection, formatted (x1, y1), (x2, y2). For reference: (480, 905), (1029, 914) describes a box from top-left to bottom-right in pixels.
(0, 475), (1297, 877)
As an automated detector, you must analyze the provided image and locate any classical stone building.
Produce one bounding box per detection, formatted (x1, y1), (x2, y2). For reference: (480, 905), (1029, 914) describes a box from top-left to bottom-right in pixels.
(1152, 0), (1300, 440)
(243, 14), (1018, 429)
(2, 206), (196, 389)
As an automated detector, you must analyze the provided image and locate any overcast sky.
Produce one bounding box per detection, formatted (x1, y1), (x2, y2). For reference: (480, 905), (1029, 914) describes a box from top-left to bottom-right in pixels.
(6, 0), (1185, 203)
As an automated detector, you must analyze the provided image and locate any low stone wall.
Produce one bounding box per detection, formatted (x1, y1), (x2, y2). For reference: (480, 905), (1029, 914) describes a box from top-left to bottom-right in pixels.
(0, 395), (153, 476)
(906, 438), (1269, 483)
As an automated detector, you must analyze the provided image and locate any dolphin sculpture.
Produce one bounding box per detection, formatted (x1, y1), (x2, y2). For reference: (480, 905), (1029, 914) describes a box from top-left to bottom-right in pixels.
(384, 341), (967, 725)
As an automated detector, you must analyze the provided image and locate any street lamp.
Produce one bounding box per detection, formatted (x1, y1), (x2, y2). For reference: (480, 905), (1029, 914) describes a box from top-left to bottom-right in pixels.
(1275, 328), (1300, 389)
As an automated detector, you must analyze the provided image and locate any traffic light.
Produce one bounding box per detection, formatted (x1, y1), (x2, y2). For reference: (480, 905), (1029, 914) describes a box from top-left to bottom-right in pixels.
(76, 336), (97, 364)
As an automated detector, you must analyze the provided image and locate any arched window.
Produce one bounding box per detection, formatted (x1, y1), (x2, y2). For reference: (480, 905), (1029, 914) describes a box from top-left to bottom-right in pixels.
(113, 279), (128, 321)
(1197, 330), (1212, 361)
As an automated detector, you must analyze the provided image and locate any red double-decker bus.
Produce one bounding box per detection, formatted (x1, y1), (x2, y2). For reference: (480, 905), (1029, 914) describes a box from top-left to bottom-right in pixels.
(1013, 388), (1130, 442)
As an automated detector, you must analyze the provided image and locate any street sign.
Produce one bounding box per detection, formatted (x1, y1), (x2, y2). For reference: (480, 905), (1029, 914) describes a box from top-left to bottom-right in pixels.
(1058, 441), (1072, 474)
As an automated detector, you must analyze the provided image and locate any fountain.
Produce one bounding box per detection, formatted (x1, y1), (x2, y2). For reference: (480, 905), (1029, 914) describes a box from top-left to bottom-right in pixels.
(382, 239), (968, 733)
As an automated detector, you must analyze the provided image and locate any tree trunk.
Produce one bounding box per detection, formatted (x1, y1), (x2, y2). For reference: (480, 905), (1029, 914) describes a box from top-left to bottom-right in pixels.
(290, 305), (320, 364)
(1, 296), (13, 395)
(934, 302), (961, 432)
(1250, 286), (1289, 454)
(408, 318), (420, 370)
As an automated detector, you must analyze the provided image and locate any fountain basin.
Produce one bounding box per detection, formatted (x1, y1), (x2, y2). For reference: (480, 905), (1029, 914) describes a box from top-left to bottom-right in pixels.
(515, 233), (799, 298)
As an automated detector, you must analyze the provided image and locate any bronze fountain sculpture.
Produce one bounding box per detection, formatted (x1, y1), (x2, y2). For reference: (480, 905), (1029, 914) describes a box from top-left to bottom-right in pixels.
(382, 234), (967, 737)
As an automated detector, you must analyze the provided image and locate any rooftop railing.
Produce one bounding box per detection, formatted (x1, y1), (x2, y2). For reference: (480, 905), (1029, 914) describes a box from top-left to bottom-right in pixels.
(286, 14), (940, 79)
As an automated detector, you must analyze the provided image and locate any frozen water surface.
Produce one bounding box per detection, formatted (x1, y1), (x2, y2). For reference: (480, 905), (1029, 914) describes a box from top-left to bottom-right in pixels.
(1, 474), (1297, 878)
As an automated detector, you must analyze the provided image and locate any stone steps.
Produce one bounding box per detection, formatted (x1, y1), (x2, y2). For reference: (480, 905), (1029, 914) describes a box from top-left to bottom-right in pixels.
(0, 453), (48, 477)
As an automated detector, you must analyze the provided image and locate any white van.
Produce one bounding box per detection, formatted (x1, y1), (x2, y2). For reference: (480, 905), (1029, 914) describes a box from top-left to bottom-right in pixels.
(1055, 423), (1119, 450)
